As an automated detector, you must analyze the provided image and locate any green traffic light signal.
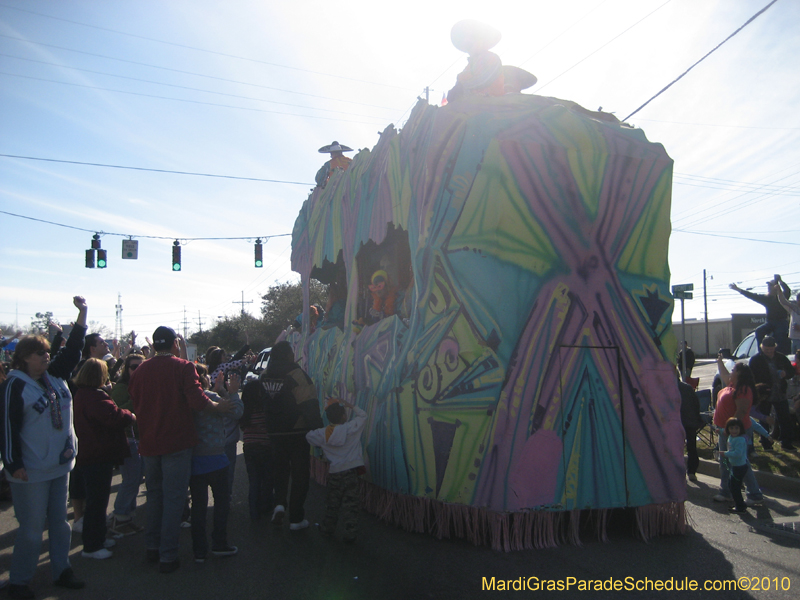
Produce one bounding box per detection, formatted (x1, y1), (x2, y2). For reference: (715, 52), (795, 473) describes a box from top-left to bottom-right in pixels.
(172, 240), (181, 271)
(255, 240), (263, 267)
(97, 249), (107, 268)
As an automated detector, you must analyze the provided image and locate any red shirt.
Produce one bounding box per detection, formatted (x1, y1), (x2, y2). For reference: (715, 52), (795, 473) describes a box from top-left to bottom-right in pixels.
(129, 354), (211, 456)
(73, 387), (134, 465)
(713, 386), (752, 430)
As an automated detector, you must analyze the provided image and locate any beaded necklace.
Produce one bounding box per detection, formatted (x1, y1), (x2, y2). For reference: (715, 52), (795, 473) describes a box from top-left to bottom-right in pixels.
(37, 374), (63, 430)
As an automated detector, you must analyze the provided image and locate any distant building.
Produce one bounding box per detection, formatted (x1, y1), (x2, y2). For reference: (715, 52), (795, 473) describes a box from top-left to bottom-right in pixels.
(671, 314), (765, 357)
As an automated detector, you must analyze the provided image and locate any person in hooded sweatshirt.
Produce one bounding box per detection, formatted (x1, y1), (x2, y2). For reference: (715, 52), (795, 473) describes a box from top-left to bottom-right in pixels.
(259, 341), (323, 530)
(0, 296), (88, 598)
(306, 399), (366, 542)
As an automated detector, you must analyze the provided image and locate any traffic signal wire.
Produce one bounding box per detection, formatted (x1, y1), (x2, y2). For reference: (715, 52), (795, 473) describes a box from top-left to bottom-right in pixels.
(0, 209), (290, 242)
(0, 154), (314, 185)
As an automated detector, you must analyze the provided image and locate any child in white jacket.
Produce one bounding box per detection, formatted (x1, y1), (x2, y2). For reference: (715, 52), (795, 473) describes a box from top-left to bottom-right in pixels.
(306, 399), (366, 542)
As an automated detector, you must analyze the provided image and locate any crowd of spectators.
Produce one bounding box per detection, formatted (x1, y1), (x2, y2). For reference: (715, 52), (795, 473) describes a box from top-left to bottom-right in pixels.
(0, 299), (366, 598)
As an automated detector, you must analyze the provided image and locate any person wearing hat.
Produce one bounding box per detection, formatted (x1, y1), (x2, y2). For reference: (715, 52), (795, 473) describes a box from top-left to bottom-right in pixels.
(729, 276), (792, 350)
(315, 141), (353, 188)
(749, 335), (797, 451)
(368, 269), (398, 323)
(446, 20), (506, 102)
(128, 326), (232, 573)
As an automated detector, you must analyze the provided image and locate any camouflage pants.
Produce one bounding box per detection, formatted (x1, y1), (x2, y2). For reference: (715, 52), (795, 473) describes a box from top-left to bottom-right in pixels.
(322, 468), (359, 541)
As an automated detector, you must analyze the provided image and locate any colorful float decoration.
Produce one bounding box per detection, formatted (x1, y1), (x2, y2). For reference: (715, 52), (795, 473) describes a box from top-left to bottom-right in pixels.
(289, 22), (684, 550)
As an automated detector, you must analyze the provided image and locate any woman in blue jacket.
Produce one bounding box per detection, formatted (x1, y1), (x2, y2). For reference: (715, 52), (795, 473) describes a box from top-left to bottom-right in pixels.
(0, 297), (88, 599)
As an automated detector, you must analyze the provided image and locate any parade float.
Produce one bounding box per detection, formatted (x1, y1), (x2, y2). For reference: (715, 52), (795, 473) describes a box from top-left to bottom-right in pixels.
(288, 23), (685, 550)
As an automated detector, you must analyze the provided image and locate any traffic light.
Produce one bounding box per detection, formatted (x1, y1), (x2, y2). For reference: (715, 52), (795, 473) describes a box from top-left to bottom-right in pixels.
(254, 239), (263, 268)
(86, 233), (102, 268)
(172, 240), (181, 271)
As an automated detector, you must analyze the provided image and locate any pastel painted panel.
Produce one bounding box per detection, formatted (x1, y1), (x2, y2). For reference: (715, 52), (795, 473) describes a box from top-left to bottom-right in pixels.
(290, 93), (682, 538)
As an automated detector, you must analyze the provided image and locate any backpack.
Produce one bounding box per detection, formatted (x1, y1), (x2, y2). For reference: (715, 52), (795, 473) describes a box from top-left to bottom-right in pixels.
(260, 376), (302, 433)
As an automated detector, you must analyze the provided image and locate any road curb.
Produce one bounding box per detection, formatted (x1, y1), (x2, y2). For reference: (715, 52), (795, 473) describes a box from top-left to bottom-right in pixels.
(696, 457), (800, 496)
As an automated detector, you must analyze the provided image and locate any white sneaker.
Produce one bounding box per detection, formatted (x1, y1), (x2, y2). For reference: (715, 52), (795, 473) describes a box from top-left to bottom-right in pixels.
(211, 546), (238, 557)
(72, 517), (83, 533)
(712, 493), (732, 502)
(289, 519), (309, 531)
(82, 548), (113, 559)
(104, 538), (116, 548)
(271, 505), (285, 525)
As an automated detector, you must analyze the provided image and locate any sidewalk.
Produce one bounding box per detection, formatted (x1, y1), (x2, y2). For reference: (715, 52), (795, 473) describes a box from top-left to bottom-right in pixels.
(696, 457), (800, 497)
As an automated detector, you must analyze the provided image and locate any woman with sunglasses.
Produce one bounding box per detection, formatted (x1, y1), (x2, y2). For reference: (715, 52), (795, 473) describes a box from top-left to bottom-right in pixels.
(0, 296), (88, 599)
(108, 353), (146, 535)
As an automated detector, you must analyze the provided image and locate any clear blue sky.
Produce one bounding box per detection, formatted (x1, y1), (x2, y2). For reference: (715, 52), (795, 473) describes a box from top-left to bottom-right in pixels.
(2, 0), (798, 338)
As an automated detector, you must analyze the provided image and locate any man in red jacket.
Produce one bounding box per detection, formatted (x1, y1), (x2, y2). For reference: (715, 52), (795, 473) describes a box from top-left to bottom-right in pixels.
(129, 326), (228, 573)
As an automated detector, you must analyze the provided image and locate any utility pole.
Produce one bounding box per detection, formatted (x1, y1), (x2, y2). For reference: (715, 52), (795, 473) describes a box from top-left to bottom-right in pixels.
(703, 269), (710, 358)
(182, 306), (190, 339)
(196, 311), (204, 333)
(424, 86), (430, 103)
(115, 293), (123, 340)
(232, 291), (253, 318)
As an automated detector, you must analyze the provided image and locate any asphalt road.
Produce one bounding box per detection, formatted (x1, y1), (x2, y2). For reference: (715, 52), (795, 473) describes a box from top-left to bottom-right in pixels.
(1, 442), (799, 600)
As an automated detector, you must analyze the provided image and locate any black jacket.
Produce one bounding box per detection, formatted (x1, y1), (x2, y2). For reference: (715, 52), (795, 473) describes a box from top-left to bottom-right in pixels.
(749, 351), (794, 399)
(735, 282), (792, 322)
(678, 380), (704, 430)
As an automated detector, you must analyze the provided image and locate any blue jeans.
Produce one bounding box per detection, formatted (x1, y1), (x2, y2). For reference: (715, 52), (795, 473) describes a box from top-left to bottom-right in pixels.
(143, 448), (192, 563)
(9, 474), (72, 585)
(189, 465), (231, 557)
(243, 443), (274, 520)
(718, 430), (762, 500)
(755, 319), (789, 348)
(225, 440), (238, 500)
(114, 438), (143, 516)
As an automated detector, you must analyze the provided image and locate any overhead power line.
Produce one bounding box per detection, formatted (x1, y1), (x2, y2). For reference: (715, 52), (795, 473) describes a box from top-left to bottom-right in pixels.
(672, 228), (800, 246)
(674, 172), (800, 192)
(0, 34), (412, 109)
(623, 0), (781, 121)
(0, 53), (401, 117)
(519, 0), (611, 69)
(0, 72), (389, 125)
(536, 0), (672, 94)
(632, 117), (800, 131)
(673, 179), (800, 196)
(0, 210), (292, 242)
(0, 153), (314, 184)
(0, 4), (416, 91)
(673, 168), (800, 228)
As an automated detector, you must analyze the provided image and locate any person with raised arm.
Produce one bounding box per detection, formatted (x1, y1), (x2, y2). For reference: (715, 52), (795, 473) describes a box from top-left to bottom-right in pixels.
(0, 297), (89, 599)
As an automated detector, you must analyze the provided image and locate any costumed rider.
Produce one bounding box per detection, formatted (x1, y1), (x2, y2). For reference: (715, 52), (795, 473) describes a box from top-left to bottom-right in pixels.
(446, 20), (537, 102)
(368, 270), (398, 323)
(315, 141), (354, 188)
